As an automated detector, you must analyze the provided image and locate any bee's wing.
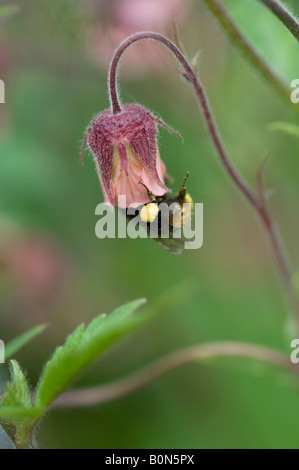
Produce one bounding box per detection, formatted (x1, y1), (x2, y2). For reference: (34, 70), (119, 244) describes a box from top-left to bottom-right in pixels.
(155, 236), (184, 255)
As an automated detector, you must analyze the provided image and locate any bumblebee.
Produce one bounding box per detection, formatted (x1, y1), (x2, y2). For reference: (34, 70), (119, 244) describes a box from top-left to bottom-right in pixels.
(126, 172), (194, 255)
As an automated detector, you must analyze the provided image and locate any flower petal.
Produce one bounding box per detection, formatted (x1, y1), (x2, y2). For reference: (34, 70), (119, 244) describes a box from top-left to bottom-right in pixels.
(141, 148), (168, 196)
(124, 105), (168, 190)
(112, 145), (150, 207)
(116, 141), (128, 175)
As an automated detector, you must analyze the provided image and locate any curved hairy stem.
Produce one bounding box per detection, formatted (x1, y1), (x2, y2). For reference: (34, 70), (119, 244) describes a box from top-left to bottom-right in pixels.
(109, 32), (259, 206)
(202, 0), (290, 102)
(258, 0), (299, 43)
(108, 31), (299, 333)
(53, 342), (297, 407)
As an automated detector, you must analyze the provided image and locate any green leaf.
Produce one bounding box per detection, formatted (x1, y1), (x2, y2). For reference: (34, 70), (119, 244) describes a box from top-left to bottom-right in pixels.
(1, 361), (31, 409)
(35, 299), (146, 411)
(267, 121), (299, 139)
(0, 361), (35, 448)
(5, 324), (48, 360)
(225, 0), (299, 81)
(0, 406), (39, 421)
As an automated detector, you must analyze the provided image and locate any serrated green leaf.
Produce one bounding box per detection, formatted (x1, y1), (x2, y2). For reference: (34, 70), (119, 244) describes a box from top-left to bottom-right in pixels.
(102, 299), (145, 322)
(267, 121), (299, 139)
(1, 361), (32, 409)
(35, 299), (146, 411)
(5, 324), (48, 360)
(0, 406), (39, 421)
(0, 361), (35, 448)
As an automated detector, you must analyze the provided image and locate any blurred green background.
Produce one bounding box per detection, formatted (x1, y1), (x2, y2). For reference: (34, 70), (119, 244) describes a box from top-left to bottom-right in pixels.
(0, 0), (299, 449)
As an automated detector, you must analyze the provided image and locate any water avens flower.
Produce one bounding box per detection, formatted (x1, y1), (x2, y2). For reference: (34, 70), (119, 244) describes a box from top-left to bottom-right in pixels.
(81, 33), (185, 209)
(82, 103), (181, 208)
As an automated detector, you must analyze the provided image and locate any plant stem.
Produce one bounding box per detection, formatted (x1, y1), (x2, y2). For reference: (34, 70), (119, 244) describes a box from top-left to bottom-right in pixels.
(53, 342), (297, 407)
(258, 0), (299, 43)
(202, 0), (290, 102)
(108, 31), (299, 333)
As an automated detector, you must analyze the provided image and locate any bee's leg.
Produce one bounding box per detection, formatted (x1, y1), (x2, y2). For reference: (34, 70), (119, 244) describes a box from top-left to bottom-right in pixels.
(138, 180), (157, 202)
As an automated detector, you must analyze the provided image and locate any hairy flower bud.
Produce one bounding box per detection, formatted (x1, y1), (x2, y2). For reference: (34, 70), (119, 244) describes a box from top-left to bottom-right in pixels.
(82, 104), (181, 208)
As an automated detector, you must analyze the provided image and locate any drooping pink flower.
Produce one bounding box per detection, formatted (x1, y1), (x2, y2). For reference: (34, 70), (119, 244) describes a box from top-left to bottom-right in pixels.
(82, 103), (181, 208)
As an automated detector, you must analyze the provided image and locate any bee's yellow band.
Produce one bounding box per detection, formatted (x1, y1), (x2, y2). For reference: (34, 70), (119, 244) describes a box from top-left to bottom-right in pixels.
(140, 203), (159, 223)
(184, 193), (194, 208)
